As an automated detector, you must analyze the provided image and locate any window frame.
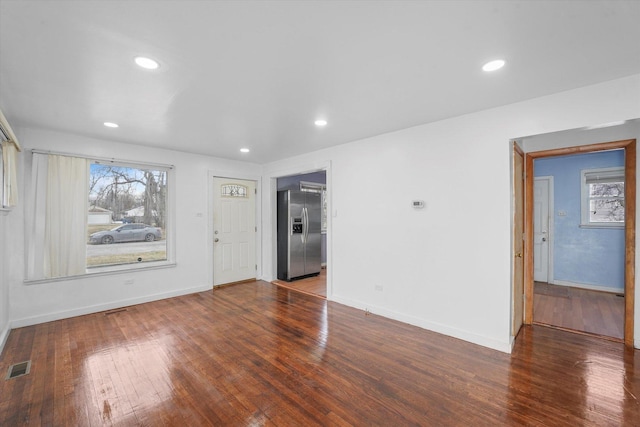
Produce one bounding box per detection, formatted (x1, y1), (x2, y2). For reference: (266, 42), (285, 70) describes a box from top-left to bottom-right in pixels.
(25, 152), (176, 283)
(0, 143), (4, 210)
(580, 166), (625, 229)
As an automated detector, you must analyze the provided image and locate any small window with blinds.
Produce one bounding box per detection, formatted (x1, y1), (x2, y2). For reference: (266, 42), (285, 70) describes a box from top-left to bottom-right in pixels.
(581, 167), (624, 227)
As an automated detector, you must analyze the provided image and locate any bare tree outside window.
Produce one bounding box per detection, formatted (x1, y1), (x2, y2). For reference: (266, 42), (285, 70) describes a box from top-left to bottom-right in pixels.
(588, 182), (624, 223)
(87, 163), (168, 268)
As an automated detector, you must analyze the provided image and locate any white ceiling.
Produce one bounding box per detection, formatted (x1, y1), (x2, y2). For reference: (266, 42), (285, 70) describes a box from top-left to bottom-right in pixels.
(1, 0), (639, 163)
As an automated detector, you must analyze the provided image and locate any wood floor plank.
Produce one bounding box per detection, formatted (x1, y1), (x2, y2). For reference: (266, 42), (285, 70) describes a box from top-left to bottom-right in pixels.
(272, 267), (327, 298)
(534, 282), (624, 339)
(1, 280), (639, 426)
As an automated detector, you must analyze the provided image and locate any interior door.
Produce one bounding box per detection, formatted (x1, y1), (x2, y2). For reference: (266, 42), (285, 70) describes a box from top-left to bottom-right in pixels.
(213, 177), (256, 286)
(512, 143), (525, 338)
(533, 177), (550, 283)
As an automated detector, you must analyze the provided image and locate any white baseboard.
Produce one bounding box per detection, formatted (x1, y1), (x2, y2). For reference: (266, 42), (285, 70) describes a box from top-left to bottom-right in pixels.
(0, 324), (10, 357)
(550, 280), (624, 294)
(10, 284), (212, 329)
(329, 294), (512, 354)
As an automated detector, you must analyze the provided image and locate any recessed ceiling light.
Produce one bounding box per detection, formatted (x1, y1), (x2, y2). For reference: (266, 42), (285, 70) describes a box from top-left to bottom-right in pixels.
(314, 119), (328, 127)
(482, 59), (505, 72)
(134, 56), (159, 70)
(240, 148), (250, 153)
(103, 122), (119, 128)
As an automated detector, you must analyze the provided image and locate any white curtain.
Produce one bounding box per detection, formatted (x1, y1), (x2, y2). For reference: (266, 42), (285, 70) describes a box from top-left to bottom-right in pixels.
(28, 153), (89, 279)
(26, 153), (48, 279)
(44, 155), (89, 278)
(1, 140), (19, 207)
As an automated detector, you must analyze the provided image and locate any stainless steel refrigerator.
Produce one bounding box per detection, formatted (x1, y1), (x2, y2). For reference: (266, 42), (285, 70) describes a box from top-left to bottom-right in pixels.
(277, 189), (322, 281)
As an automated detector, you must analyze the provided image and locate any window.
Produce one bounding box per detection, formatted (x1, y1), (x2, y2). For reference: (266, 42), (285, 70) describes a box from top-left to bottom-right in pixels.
(581, 167), (624, 227)
(1, 109), (21, 209)
(88, 162), (168, 269)
(1, 140), (20, 209)
(27, 153), (172, 281)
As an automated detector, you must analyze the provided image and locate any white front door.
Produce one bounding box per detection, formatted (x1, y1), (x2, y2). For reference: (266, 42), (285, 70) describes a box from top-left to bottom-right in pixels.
(213, 177), (256, 286)
(534, 177), (551, 283)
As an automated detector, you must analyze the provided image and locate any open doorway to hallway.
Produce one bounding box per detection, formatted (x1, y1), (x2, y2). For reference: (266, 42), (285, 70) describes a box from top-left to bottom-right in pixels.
(272, 171), (327, 298)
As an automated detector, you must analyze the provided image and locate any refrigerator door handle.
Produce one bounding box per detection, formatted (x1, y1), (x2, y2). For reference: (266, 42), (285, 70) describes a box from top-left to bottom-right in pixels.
(302, 207), (308, 244)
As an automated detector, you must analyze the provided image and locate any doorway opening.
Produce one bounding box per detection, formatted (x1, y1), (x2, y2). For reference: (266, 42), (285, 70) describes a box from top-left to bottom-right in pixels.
(532, 151), (625, 340)
(272, 171), (327, 299)
(523, 138), (636, 346)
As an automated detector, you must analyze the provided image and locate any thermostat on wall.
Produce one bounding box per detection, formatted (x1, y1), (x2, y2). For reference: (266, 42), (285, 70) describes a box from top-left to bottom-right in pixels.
(412, 200), (425, 209)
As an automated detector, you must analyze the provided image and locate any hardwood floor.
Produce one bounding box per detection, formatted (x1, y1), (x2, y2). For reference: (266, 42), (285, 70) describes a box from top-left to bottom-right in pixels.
(534, 282), (625, 340)
(272, 267), (326, 298)
(1, 280), (639, 426)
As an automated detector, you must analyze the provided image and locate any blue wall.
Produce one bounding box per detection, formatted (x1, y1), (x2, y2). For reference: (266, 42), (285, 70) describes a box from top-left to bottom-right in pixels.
(534, 150), (624, 291)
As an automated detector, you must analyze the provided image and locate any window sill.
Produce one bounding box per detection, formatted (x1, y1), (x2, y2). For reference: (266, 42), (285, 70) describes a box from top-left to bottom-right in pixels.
(579, 223), (624, 230)
(24, 261), (177, 285)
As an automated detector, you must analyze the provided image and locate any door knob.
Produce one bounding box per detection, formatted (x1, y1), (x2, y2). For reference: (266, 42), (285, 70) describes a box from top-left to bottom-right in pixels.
(542, 237), (546, 242)
(515, 252), (522, 258)
(214, 238), (219, 242)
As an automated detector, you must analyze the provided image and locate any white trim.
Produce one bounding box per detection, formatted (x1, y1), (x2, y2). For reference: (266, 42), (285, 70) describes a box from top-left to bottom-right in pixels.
(551, 279), (624, 294)
(31, 148), (174, 170)
(330, 294), (512, 354)
(23, 261), (177, 285)
(0, 325), (9, 357)
(10, 284), (211, 329)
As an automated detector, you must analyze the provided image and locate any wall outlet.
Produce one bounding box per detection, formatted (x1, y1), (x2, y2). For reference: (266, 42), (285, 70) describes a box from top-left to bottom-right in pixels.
(374, 284), (383, 292)
(123, 278), (134, 285)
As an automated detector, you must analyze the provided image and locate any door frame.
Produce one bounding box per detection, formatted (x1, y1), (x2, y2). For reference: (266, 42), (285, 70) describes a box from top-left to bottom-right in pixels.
(207, 170), (262, 288)
(512, 142), (525, 339)
(523, 139), (636, 347)
(267, 161), (332, 297)
(533, 176), (554, 284)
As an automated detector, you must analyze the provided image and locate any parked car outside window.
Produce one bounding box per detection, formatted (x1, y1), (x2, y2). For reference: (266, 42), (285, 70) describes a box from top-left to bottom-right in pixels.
(89, 224), (162, 244)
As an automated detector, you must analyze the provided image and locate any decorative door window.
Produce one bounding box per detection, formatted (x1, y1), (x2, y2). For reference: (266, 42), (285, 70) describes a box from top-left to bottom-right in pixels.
(221, 184), (248, 198)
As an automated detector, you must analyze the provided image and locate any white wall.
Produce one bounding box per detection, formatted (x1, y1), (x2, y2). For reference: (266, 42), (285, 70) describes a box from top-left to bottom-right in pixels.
(262, 74), (640, 352)
(2, 74), (639, 357)
(6, 127), (262, 330)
